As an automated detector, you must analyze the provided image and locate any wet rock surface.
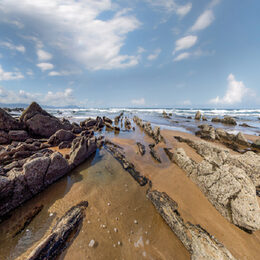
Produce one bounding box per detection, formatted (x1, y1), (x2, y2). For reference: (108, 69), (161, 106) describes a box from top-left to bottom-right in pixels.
(136, 142), (146, 156)
(173, 137), (260, 232)
(28, 201), (88, 260)
(147, 190), (236, 260)
(212, 116), (237, 125)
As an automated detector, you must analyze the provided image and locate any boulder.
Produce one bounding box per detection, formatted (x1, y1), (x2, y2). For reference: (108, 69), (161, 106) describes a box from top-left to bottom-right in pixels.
(252, 139), (260, 149)
(235, 132), (249, 146)
(195, 111), (201, 120)
(103, 116), (113, 124)
(69, 136), (97, 167)
(222, 116), (237, 125)
(48, 129), (76, 146)
(0, 131), (9, 144)
(0, 108), (24, 131)
(8, 130), (28, 142)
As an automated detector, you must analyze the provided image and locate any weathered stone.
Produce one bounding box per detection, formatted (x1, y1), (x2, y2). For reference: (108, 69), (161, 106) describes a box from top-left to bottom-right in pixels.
(0, 131), (9, 144)
(48, 129), (76, 146)
(0, 108), (24, 131)
(195, 111), (201, 120)
(8, 130), (28, 142)
(28, 201), (88, 260)
(149, 144), (161, 163)
(235, 132), (249, 146)
(136, 142), (145, 156)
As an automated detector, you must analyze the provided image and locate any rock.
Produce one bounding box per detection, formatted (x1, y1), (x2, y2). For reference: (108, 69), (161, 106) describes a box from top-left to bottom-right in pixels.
(136, 142), (145, 156)
(28, 201), (88, 260)
(0, 131), (9, 144)
(235, 132), (249, 146)
(124, 118), (132, 130)
(164, 147), (174, 162)
(114, 112), (123, 125)
(195, 111), (201, 120)
(88, 239), (96, 248)
(48, 129), (76, 146)
(20, 102), (72, 138)
(239, 123), (251, 128)
(103, 116), (113, 125)
(252, 139), (260, 149)
(202, 115), (207, 121)
(23, 156), (51, 195)
(8, 130), (28, 142)
(105, 140), (148, 186)
(0, 108), (24, 131)
(149, 144), (161, 163)
(147, 190), (235, 260)
(162, 111), (170, 119)
(212, 117), (221, 123)
(69, 136), (97, 167)
(196, 124), (215, 140)
(222, 116), (237, 125)
(71, 122), (82, 134)
(44, 152), (70, 186)
(173, 139), (260, 232)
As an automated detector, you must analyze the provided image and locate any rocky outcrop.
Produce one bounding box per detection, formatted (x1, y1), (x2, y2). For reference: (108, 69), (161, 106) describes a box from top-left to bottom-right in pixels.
(173, 137), (260, 232)
(212, 116), (237, 125)
(252, 139), (260, 149)
(20, 102), (72, 138)
(149, 144), (161, 163)
(80, 116), (104, 131)
(195, 111), (201, 120)
(48, 129), (76, 146)
(28, 201), (88, 260)
(0, 108), (24, 131)
(69, 136), (97, 167)
(136, 142), (145, 156)
(114, 112), (124, 125)
(124, 118), (132, 130)
(147, 190), (236, 260)
(133, 116), (164, 143)
(105, 140), (148, 186)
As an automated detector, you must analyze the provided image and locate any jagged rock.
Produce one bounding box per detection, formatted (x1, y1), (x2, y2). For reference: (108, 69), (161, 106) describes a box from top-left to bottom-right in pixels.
(71, 122), (82, 134)
(124, 118), (132, 130)
(212, 116), (237, 125)
(20, 102), (72, 138)
(44, 152), (70, 186)
(252, 139), (260, 149)
(69, 136), (97, 167)
(0, 131), (9, 144)
(149, 144), (161, 163)
(105, 140), (148, 186)
(23, 156), (51, 195)
(164, 147), (174, 162)
(195, 111), (201, 120)
(239, 123), (251, 128)
(103, 116), (113, 125)
(48, 129), (76, 146)
(173, 139), (260, 232)
(162, 111), (171, 119)
(114, 112), (123, 125)
(8, 130), (28, 142)
(235, 132), (249, 146)
(147, 190), (236, 260)
(202, 115), (207, 121)
(0, 108), (24, 131)
(196, 124), (215, 140)
(136, 142), (145, 156)
(28, 201), (88, 260)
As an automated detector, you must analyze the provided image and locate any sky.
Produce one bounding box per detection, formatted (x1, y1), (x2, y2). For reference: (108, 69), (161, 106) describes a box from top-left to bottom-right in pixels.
(0, 0), (259, 108)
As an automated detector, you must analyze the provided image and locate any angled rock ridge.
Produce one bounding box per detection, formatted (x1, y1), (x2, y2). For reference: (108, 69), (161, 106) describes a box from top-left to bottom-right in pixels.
(173, 137), (260, 232)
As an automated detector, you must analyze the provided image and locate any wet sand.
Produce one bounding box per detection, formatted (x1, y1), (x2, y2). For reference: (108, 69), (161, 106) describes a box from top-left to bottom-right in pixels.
(0, 148), (189, 260)
(111, 128), (260, 260)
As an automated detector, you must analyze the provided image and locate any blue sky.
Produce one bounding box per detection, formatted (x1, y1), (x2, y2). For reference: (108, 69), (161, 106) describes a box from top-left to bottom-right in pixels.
(0, 0), (259, 108)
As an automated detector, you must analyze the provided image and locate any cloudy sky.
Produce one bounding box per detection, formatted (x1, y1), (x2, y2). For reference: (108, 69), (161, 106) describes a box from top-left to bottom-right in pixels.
(0, 0), (259, 108)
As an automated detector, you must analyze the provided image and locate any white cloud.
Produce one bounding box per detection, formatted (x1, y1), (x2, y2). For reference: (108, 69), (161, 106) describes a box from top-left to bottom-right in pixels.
(181, 99), (191, 106)
(0, 0), (141, 71)
(146, 0), (192, 17)
(26, 69), (34, 76)
(37, 63), (54, 71)
(191, 10), (214, 32)
(174, 52), (190, 61)
(0, 86), (76, 106)
(174, 35), (197, 53)
(131, 98), (145, 105)
(0, 65), (24, 80)
(137, 47), (146, 54)
(176, 3), (192, 17)
(48, 70), (81, 76)
(147, 48), (161, 60)
(210, 74), (250, 105)
(0, 41), (26, 53)
(37, 49), (52, 61)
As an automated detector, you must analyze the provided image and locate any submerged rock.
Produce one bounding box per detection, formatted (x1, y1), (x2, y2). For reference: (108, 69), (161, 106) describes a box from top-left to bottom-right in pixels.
(28, 201), (88, 260)
(212, 116), (237, 125)
(136, 142), (146, 156)
(194, 111), (201, 120)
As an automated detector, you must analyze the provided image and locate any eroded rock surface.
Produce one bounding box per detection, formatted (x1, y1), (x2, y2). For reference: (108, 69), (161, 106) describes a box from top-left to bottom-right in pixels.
(173, 137), (260, 232)
(28, 201), (88, 260)
(147, 190), (236, 260)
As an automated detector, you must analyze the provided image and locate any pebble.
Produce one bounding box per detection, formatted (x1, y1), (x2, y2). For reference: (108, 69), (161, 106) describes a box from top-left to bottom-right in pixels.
(49, 213), (53, 217)
(134, 220), (138, 224)
(97, 218), (101, 222)
(113, 244), (116, 248)
(102, 224), (107, 229)
(88, 239), (96, 248)
(115, 217), (119, 221)
(87, 220), (91, 224)
(107, 202), (111, 206)
(117, 241), (122, 246)
(114, 228), (118, 233)
(120, 212), (123, 216)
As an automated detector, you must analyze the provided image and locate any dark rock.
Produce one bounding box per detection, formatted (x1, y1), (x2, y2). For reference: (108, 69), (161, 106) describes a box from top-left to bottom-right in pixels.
(124, 118), (132, 130)
(239, 123), (252, 128)
(195, 111), (201, 120)
(212, 116), (237, 125)
(69, 136), (97, 167)
(8, 130), (28, 142)
(164, 147), (174, 161)
(105, 140), (148, 186)
(149, 144), (161, 163)
(114, 112), (124, 125)
(136, 142), (145, 156)
(103, 116), (113, 124)
(48, 129), (76, 146)
(58, 141), (72, 149)
(0, 108), (24, 131)
(20, 102), (72, 138)
(0, 131), (9, 144)
(28, 201), (88, 260)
